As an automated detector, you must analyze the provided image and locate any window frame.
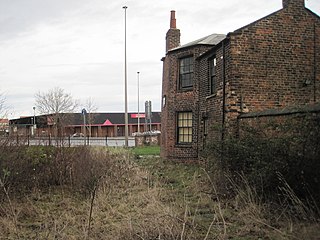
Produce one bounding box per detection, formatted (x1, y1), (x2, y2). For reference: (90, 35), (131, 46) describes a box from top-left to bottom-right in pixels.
(162, 95), (166, 108)
(176, 111), (193, 144)
(179, 56), (194, 90)
(209, 57), (217, 95)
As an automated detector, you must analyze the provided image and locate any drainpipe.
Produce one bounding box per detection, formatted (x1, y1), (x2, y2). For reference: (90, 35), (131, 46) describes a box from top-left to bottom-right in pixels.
(221, 40), (226, 142)
(314, 22), (317, 103)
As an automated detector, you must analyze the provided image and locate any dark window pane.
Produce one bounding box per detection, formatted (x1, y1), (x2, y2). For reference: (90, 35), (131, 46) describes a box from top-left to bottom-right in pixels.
(180, 57), (194, 89)
(210, 57), (217, 94)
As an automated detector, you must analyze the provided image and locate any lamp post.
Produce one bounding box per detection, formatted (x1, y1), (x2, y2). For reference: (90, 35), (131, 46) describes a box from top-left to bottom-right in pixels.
(32, 106), (36, 136)
(82, 108), (87, 146)
(137, 71), (140, 133)
(123, 6), (129, 147)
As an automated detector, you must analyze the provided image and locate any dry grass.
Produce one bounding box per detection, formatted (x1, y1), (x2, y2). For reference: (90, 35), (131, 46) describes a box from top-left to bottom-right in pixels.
(0, 147), (319, 239)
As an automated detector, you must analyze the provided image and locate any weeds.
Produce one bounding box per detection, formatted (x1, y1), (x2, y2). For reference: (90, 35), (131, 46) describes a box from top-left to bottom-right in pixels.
(0, 177), (19, 238)
(0, 143), (319, 239)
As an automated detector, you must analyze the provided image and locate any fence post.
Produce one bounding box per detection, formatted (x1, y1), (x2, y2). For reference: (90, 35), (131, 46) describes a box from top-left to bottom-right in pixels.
(105, 135), (108, 146)
(68, 136), (71, 148)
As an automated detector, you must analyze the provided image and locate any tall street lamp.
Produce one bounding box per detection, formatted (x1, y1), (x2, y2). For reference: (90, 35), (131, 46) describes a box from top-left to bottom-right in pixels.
(33, 106), (36, 136)
(137, 71), (140, 133)
(82, 108), (87, 146)
(123, 6), (129, 147)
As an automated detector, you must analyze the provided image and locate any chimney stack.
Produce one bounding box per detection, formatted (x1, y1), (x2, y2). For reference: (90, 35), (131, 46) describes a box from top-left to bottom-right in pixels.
(283, 0), (305, 9)
(165, 10), (180, 52)
(170, 10), (176, 29)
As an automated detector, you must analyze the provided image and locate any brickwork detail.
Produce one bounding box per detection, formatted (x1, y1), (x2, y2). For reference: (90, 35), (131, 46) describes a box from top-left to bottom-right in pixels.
(161, 1), (320, 161)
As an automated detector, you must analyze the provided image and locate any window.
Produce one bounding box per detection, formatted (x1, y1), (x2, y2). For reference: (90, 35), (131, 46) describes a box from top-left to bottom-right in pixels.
(162, 95), (166, 108)
(179, 57), (194, 89)
(210, 57), (217, 94)
(177, 112), (192, 144)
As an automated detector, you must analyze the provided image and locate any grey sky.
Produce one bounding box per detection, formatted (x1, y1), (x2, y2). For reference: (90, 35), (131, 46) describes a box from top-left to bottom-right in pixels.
(0, 0), (319, 119)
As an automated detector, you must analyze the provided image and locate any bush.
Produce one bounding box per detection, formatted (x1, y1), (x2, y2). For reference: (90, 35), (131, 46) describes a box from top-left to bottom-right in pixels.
(0, 145), (131, 197)
(205, 114), (320, 212)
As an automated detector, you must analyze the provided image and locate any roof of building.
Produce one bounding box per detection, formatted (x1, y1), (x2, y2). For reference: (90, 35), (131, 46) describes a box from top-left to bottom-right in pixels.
(229, 3), (319, 36)
(9, 112), (161, 127)
(67, 112), (161, 126)
(170, 1), (319, 54)
(169, 33), (226, 52)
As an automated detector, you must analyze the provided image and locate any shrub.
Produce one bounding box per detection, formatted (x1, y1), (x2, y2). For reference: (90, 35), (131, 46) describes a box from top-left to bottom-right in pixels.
(0, 145), (131, 197)
(205, 114), (320, 213)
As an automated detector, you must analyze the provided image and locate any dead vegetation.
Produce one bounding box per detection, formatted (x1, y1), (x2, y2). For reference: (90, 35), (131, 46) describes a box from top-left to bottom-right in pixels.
(0, 144), (319, 239)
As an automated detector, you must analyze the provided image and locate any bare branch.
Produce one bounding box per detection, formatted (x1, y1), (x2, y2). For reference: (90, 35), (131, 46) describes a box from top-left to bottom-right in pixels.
(35, 87), (78, 115)
(84, 97), (98, 114)
(83, 98), (98, 135)
(0, 92), (8, 118)
(35, 87), (79, 137)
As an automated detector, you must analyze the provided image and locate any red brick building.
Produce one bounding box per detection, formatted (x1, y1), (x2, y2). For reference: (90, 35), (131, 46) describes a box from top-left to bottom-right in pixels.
(161, 0), (320, 161)
(9, 112), (161, 137)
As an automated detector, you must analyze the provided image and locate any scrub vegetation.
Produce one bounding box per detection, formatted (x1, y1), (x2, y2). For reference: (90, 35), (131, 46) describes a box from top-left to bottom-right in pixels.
(0, 140), (319, 239)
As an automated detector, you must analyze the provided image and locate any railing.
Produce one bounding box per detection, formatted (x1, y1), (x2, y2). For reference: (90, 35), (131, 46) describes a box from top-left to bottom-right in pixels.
(0, 136), (136, 147)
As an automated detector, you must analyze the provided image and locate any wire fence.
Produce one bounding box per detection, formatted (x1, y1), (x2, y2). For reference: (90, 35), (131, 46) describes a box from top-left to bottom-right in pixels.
(0, 136), (136, 147)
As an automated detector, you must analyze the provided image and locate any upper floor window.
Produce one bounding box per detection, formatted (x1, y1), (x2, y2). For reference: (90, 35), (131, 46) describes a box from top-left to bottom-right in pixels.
(162, 95), (166, 108)
(177, 111), (192, 144)
(210, 57), (217, 94)
(179, 56), (194, 89)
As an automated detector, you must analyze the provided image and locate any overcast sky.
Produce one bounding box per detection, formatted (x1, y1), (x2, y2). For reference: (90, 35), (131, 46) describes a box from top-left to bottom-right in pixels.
(0, 0), (319, 119)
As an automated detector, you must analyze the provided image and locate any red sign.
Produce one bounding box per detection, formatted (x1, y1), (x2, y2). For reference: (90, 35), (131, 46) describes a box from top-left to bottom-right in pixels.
(131, 113), (145, 118)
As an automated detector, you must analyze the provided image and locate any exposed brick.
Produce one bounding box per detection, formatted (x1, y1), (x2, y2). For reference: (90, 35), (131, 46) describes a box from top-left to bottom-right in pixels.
(161, 0), (320, 161)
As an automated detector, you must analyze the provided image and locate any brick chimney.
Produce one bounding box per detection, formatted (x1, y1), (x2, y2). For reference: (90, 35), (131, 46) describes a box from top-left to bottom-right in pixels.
(170, 10), (176, 28)
(283, 0), (305, 9)
(166, 10), (180, 52)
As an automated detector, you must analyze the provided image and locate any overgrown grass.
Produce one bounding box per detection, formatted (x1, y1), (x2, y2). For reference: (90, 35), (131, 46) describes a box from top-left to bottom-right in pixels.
(132, 145), (160, 156)
(0, 145), (216, 239)
(0, 143), (319, 239)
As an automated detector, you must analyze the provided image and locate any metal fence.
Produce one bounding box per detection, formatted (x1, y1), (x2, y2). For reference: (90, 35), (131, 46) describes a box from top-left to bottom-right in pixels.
(0, 136), (136, 147)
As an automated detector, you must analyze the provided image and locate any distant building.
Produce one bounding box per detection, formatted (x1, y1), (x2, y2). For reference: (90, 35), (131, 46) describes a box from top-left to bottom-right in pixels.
(9, 112), (161, 137)
(0, 118), (9, 135)
(161, 0), (320, 161)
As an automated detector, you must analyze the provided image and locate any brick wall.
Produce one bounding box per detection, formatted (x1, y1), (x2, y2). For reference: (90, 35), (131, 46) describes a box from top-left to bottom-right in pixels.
(135, 133), (161, 146)
(198, 43), (226, 150)
(197, 2), (320, 151)
(238, 103), (320, 140)
(227, 5), (320, 114)
(166, 11), (180, 52)
(161, 45), (213, 160)
(162, 1), (320, 161)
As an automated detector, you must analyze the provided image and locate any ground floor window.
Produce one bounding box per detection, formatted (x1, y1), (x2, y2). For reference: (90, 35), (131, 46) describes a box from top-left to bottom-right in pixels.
(177, 112), (192, 144)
